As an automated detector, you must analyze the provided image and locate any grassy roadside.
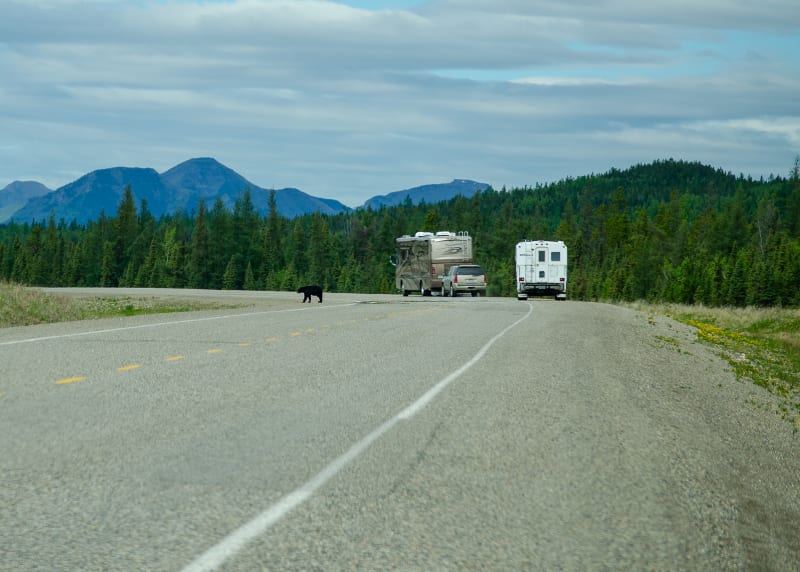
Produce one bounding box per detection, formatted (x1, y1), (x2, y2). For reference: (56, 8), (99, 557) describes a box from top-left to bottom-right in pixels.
(628, 301), (800, 430)
(0, 281), (237, 328)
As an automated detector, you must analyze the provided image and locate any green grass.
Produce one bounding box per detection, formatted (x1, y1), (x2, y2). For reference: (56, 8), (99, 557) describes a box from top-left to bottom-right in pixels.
(627, 302), (800, 430)
(0, 281), (236, 328)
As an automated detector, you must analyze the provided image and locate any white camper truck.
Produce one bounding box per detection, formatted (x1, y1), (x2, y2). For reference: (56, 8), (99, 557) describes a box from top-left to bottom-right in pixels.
(394, 231), (473, 296)
(515, 240), (568, 300)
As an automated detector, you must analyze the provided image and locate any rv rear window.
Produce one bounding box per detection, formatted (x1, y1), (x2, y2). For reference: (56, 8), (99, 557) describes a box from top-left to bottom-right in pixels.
(538, 251), (546, 262)
(551, 252), (561, 262)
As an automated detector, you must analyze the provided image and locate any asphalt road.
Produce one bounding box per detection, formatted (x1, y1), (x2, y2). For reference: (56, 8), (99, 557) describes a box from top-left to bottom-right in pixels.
(1, 289), (798, 571)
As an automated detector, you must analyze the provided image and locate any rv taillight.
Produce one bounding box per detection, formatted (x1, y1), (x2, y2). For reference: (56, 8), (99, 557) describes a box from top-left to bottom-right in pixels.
(519, 277), (524, 282)
(560, 277), (565, 282)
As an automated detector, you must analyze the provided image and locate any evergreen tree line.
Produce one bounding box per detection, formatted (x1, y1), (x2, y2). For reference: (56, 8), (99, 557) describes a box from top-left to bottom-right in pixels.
(1, 159), (799, 307)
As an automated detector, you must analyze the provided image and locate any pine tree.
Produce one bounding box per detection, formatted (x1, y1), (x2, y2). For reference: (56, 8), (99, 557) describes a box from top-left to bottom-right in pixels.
(423, 208), (441, 231)
(112, 185), (139, 285)
(188, 198), (210, 288)
(263, 189), (283, 279)
(24, 223), (47, 285)
(244, 261), (257, 290)
(787, 155), (800, 237)
(100, 241), (115, 287)
(232, 188), (260, 287)
(209, 198), (235, 289)
(288, 218), (308, 283)
(222, 256), (237, 290)
(308, 213), (330, 286)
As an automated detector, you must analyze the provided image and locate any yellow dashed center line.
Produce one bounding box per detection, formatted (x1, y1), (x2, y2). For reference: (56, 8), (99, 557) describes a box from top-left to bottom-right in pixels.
(40, 308), (425, 393)
(117, 364), (142, 372)
(55, 376), (87, 385)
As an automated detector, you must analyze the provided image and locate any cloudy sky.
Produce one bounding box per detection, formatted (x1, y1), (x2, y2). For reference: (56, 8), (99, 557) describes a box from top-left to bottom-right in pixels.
(1, 0), (798, 207)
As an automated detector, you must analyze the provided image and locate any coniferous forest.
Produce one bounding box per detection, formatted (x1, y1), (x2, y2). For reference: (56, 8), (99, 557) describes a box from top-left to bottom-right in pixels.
(1, 159), (799, 307)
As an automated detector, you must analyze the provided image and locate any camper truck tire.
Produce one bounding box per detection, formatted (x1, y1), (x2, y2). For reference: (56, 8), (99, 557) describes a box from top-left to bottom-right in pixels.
(400, 281), (410, 296)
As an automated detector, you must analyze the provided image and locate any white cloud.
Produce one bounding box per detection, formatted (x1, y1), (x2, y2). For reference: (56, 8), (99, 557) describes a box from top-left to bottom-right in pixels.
(690, 117), (800, 146)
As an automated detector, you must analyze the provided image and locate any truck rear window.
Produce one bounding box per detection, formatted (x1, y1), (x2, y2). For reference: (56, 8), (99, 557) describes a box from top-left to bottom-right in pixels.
(457, 267), (484, 276)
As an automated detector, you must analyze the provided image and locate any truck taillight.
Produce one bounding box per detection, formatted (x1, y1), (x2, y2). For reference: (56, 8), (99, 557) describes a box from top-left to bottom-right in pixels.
(454, 275), (458, 283)
(519, 277), (524, 282)
(483, 275), (487, 284)
(560, 277), (565, 282)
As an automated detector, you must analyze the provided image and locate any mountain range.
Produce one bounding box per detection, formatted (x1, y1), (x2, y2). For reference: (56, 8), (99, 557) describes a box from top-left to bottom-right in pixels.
(0, 157), (490, 224)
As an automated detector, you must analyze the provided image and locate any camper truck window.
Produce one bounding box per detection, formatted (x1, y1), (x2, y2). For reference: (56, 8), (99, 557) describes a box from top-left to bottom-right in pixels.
(551, 252), (561, 262)
(538, 251), (546, 262)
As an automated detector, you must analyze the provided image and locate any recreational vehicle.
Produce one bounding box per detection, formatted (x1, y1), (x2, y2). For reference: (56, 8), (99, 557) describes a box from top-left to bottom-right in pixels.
(394, 231), (472, 296)
(515, 240), (567, 300)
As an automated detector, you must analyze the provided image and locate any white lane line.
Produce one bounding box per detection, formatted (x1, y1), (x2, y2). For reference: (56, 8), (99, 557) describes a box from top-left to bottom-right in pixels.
(181, 303), (533, 572)
(0, 304), (359, 347)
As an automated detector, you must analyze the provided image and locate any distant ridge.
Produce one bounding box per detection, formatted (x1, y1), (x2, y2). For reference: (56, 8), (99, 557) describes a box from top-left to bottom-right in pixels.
(4, 158), (352, 224)
(0, 180), (53, 222)
(1, 158), (490, 225)
(363, 179), (490, 209)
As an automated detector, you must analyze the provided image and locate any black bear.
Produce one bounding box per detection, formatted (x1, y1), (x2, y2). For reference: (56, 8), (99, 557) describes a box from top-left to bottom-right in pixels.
(297, 285), (323, 303)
